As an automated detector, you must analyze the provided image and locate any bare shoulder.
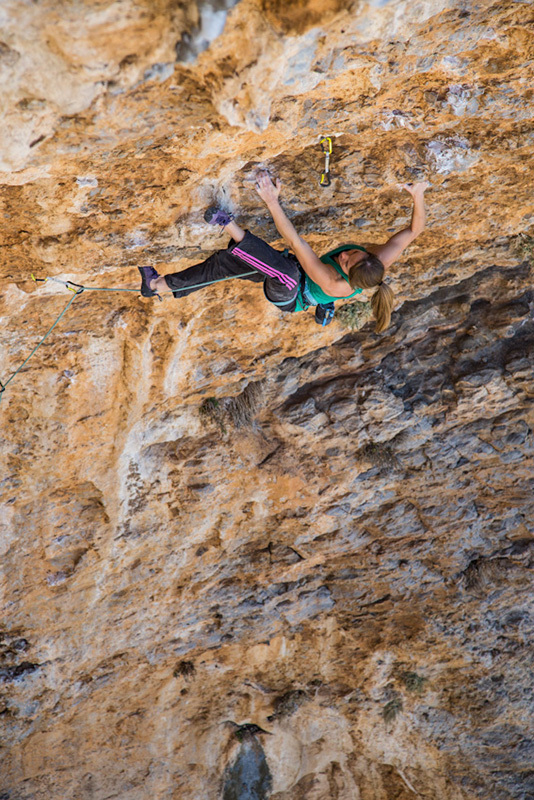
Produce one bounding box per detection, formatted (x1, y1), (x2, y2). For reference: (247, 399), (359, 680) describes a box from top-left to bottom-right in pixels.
(362, 243), (381, 255)
(366, 229), (416, 268)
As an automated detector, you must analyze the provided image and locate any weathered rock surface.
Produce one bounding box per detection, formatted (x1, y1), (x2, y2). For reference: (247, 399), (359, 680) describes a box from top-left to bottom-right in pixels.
(1, 1), (533, 799)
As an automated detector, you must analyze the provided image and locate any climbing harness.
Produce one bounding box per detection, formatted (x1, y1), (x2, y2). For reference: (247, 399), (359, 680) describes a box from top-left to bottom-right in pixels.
(319, 136), (332, 187)
(0, 268), (256, 403)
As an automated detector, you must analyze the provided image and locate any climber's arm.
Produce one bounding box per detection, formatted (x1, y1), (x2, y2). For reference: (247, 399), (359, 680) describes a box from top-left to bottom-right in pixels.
(369, 182), (429, 268)
(255, 172), (354, 297)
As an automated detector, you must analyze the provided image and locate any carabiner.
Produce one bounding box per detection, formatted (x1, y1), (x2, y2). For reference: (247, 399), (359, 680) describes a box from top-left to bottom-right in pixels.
(66, 282), (85, 295)
(320, 136), (333, 156)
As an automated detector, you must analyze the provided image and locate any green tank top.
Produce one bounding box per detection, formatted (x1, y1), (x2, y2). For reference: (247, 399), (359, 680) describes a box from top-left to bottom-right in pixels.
(295, 244), (366, 312)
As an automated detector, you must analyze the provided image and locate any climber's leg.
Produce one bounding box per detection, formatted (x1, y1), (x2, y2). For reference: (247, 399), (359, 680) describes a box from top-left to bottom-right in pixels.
(139, 206), (299, 307)
(162, 248), (263, 298)
(227, 231), (301, 309)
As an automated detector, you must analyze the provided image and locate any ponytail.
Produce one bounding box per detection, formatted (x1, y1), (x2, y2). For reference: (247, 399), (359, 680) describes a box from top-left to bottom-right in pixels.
(348, 253), (394, 333)
(370, 282), (394, 333)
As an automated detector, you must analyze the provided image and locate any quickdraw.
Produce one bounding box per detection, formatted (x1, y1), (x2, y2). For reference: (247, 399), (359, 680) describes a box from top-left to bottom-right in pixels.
(319, 136), (332, 187)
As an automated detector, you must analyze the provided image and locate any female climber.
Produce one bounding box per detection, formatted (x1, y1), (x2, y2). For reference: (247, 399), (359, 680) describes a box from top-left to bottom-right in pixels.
(139, 172), (429, 331)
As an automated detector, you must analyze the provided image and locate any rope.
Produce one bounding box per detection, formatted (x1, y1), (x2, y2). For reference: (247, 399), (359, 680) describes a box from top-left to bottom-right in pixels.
(0, 287), (84, 404)
(0, 269), (257, 403)
(45, 270), (257, 294)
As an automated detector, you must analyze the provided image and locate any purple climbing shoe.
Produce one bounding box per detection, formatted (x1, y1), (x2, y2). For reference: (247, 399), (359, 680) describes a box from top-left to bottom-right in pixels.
(204, 206), (234, 227)
(138, 266), (160, 298)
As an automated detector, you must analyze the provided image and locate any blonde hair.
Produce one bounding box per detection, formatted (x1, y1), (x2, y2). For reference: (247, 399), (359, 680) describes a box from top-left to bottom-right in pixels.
(348, 253), (394, 333)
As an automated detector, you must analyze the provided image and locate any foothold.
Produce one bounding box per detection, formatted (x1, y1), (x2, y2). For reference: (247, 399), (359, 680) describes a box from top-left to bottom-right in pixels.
(29, 134), (45, 148)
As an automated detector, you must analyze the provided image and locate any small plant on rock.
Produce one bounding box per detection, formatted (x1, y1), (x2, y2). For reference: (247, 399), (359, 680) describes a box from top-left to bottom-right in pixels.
(199, 397), (226, 434)
(401, 671), (427, 694)
(512, 232), (534, 264)
(383, 695), (403, 722)
(336, 300), (373, 330)
(226, 381), (265, 428)
(360, 441), (397, 470)
(173, 660), (195, 678)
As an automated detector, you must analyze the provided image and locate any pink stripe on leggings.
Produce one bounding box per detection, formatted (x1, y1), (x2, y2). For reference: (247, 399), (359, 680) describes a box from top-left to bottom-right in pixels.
(233, 248), (296, 289)
(233, 247), (298, 290)
(239, 249), (298, 290)
(233, 248), (278, 280)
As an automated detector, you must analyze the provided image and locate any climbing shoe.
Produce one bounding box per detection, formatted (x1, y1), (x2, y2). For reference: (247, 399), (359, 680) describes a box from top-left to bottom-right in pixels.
(138, 266), (160, 298)
(204, 206), (234, 227)
(315, 302), (335, 326)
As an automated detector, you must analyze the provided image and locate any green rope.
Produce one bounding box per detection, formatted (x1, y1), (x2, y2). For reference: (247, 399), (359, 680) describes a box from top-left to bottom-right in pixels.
(45, 270), (257, 294)
(0, 268), (258, 402)
(0, 288), (84, 404)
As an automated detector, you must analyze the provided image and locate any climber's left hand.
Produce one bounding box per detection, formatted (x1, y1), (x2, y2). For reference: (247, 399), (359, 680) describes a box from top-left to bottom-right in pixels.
(401, 181), (431, 198)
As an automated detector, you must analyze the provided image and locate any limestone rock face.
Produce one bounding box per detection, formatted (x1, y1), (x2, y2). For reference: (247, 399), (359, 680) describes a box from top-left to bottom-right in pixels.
(1, 2), (533, 799)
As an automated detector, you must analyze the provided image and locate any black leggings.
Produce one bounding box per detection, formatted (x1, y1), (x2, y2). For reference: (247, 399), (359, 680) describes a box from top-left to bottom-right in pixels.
(164, 231), (302, 311)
